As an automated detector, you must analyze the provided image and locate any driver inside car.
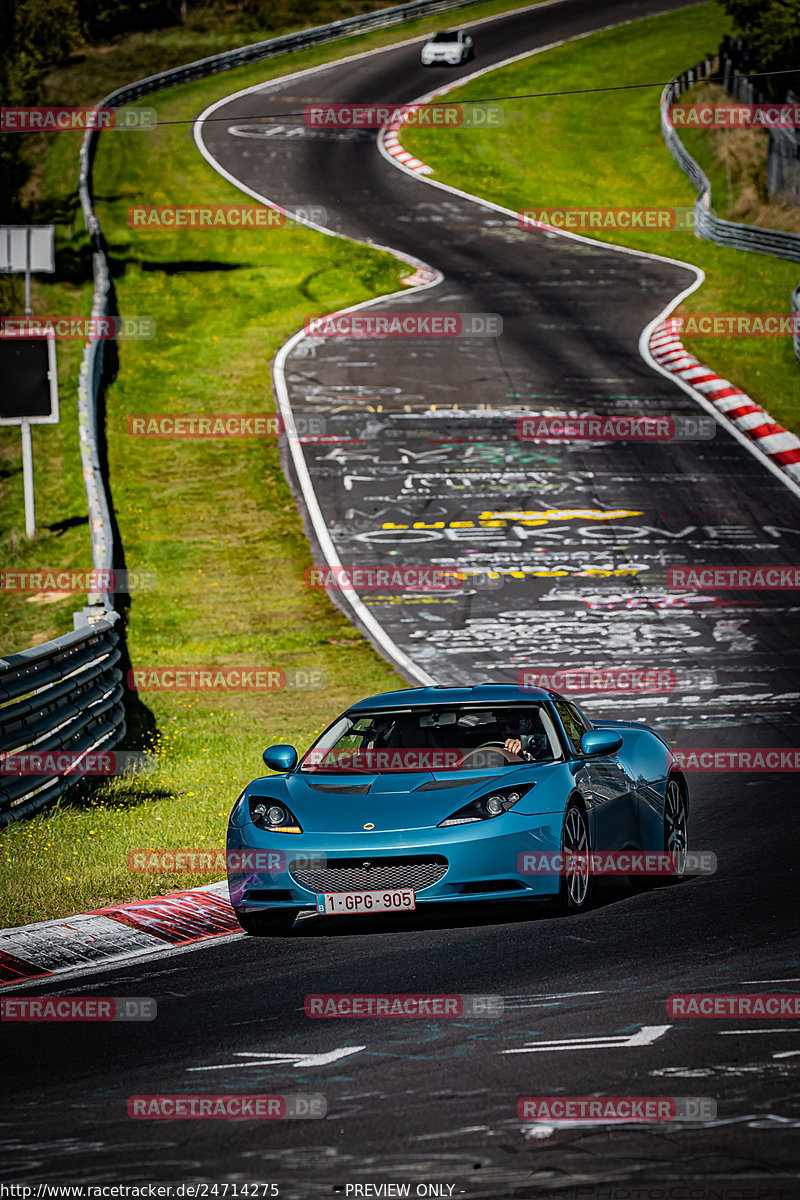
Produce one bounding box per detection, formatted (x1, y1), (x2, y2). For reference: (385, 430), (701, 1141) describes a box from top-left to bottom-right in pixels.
(502, 715), (544, 762)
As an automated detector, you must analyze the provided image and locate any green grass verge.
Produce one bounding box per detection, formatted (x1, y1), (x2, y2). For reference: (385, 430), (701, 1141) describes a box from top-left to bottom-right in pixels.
(402, 2), (800, 433)
(1, 3), (560, 926)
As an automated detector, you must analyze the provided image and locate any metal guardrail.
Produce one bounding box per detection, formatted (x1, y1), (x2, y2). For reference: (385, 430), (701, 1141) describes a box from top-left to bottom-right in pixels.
(661, 62), (800, 266)
(661, 61), (800, 365)
(0, 613), (125, 825)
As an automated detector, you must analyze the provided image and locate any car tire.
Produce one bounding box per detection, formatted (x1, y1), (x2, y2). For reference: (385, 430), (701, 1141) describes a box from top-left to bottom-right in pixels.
(555, 798), (593, 915)
(633, 775), (688, 891)
(661, 774), (688, 882)
(234, 907), (299, 936)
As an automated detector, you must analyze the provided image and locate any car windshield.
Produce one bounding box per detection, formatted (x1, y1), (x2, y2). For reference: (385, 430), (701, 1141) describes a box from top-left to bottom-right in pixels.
(299, 704), (563, 773)
(430, 31), (458, 42)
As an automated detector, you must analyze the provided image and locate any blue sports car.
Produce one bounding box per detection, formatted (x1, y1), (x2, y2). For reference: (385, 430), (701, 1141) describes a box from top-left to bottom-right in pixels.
(226, 684), (689, 934)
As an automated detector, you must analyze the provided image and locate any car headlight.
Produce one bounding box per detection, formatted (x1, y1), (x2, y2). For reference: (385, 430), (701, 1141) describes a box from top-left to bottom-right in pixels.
(248, 795), (303, 833)
(438, 784), (533, 827)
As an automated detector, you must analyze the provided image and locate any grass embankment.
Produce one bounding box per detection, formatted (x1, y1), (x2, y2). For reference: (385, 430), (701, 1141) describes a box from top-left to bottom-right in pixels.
(402, 2), (800, 434)
(1, 0), (554, 926)
(678, 80), (800, 237)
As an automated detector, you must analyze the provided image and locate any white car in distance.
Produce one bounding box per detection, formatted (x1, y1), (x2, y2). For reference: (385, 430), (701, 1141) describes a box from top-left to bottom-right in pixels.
(420, 30), (474, 67)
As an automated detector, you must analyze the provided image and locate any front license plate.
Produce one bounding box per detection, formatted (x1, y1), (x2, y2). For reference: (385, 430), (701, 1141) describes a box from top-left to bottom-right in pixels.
(316, 888), (416, 915)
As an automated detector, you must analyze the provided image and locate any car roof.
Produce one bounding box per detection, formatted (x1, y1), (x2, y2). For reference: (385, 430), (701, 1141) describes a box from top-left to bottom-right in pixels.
(349, 683), (559, 711)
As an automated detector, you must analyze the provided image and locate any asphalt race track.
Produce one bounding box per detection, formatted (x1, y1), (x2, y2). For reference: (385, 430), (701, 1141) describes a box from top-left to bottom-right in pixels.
(4, 1), (800, 1196)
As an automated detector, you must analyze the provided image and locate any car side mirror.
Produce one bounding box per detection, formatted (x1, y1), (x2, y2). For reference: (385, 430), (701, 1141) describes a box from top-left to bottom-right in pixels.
(580, 729), (623, 758)
(263, 744), (298, 772)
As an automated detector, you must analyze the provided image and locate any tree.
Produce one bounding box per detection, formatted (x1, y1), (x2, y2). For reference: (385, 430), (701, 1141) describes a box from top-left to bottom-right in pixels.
(0, 0), (81, 223)
(721, 0), (800, 76)
(75, 0), (184, 43)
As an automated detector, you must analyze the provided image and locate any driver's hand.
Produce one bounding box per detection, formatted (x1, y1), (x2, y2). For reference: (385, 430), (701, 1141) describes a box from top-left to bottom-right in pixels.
(504, 737), (533, 761)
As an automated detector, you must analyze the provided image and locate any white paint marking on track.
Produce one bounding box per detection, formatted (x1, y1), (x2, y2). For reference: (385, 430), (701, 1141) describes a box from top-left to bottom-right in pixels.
(189, 1046), (366, 1071)
(502, 1024), (672, 1054)
(719, 1028), (800, 1035)
(740, 978), (800, 984)
(504, 990), (605, 1000)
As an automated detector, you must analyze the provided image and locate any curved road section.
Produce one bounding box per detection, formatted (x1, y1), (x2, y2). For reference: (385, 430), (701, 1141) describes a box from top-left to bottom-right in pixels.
(198, 0), (800, 731)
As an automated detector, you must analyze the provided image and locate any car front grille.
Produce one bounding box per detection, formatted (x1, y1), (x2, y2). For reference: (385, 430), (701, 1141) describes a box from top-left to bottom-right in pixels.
(291, 855), (448, 893)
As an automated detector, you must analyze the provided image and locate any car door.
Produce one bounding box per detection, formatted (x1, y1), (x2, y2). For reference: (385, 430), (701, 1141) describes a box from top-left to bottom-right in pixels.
(554, 701), (638, 853)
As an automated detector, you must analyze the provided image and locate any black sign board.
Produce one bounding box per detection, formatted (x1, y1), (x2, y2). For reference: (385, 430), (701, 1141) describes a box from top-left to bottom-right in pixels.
(0, 337), (58, 424)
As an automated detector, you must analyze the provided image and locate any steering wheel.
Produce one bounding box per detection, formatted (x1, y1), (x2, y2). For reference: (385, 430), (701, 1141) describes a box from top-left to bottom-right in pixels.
(459, 741), (524, 766)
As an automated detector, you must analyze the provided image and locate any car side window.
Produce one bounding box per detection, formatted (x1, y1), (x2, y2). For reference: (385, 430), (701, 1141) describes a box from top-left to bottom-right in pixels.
(554, 701), (590, 755)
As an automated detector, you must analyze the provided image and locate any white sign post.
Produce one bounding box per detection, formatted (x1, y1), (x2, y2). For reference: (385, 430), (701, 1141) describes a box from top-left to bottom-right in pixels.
(1, 225), (58, 538)
(0, 225), (55, 316)
(20, 420), (35, 537)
